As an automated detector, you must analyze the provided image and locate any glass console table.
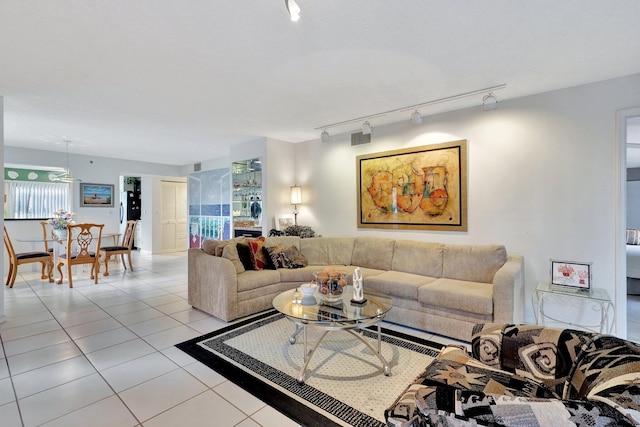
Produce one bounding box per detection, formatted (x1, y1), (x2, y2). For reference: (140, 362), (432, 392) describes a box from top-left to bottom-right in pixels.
(532, 282), (615, 334)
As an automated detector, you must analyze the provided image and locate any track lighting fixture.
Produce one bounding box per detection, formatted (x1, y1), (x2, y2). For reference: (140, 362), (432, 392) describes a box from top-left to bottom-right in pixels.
(411, 110), (422, 125)
(321, 130), (330, 143)
(361, 121), (372, 135)
(315, 84), (506, 140)
(285, 0), (300, 21)
(482, 93), (498, 111)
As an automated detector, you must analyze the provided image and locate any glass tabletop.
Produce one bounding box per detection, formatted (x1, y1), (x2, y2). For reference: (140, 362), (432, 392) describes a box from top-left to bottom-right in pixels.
(535, 282), (611, 302)
(272, 285), (393, 324)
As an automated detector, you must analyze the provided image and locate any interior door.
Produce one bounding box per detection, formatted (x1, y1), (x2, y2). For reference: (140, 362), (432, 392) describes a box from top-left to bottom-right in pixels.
(161, 181), (187, 252)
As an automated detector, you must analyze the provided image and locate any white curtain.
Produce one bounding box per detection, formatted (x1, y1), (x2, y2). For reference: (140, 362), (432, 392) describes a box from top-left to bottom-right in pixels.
(7, 181), (69, 218)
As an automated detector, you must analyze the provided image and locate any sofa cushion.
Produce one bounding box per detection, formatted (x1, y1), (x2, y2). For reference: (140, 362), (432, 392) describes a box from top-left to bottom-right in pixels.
(277, 265), (318, 283)
(472, 324), (594, 399)
(391, 240), (444, 277)
(365, 271), (436, 300)
(442, 244), (507, 283)
(418, 278), (493, 315)
(351, 237), (395, 270)
(202, 239), (226, 256)
(416, 346), (557, 398)
(300, 237), (355, 265)
(413, 387), (636, 427)
(566, 335), (640, 401)
(264, 236), (301, 250)
(221, 243), (245, 274)
(237, 270), (281, 292)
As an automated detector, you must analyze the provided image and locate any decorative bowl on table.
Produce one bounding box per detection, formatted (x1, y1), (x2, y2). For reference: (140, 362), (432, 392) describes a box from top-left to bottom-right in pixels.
(313, 270), (349, 304)
(299, 283), (317, 296)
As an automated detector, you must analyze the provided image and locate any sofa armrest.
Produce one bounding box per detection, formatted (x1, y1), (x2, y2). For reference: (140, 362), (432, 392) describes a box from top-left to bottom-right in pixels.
(492, 254), (524, 323)
(188, 248), (239, 321)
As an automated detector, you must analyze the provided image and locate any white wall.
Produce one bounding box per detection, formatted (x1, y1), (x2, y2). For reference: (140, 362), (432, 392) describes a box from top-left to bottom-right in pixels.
(295, 73), (640, 336)
(0, 97), (5, 323)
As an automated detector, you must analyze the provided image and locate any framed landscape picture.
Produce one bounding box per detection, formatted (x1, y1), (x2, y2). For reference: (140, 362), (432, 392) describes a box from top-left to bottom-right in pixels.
(357, 140), (467, 231)
(80, 183), (114, 207)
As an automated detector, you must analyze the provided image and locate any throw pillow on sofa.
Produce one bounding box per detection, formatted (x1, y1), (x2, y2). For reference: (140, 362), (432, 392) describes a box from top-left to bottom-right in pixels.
(247, 236), (269, 270)
(236, 243), (254, 271)
(221, 243), (245, 274)
(264, 244), (306, 269)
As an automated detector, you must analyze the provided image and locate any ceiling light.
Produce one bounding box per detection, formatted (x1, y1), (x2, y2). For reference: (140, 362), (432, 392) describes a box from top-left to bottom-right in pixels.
(411, 110), (422, 125)
(362, 121), (372, 135)
(321, 130), (330, 143)
(482, 93), (498, 111)
(52, 140), (80, 183)
(285, 0), (300, 21)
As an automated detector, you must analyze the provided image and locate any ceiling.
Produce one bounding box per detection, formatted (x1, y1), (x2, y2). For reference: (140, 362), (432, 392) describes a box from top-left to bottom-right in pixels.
(1, 1), (640, 166)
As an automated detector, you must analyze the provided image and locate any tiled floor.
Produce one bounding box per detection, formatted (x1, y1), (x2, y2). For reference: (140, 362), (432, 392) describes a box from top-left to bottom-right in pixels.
(0, 251), (459, 427)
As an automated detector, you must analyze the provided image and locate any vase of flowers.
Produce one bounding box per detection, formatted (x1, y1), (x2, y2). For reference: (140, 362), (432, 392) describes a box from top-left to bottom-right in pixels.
(50, 209), (76, 240)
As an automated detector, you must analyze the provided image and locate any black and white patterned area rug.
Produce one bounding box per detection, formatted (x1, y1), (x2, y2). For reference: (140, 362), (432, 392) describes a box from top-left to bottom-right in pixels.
(176, 310), (442, 427)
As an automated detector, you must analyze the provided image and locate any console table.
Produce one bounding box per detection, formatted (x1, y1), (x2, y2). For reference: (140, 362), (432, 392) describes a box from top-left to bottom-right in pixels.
(532, 282), (614, 334)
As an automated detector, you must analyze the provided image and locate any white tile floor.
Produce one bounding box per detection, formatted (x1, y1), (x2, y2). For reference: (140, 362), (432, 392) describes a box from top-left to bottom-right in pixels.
(0, 251), (462, 427)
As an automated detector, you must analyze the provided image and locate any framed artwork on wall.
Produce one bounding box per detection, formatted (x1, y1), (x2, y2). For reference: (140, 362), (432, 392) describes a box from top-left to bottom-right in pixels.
(356, 140), (467, 231)
(275, 214), (295, 231)
(550, 259), (592, 291)
(80, 183), (115, 207)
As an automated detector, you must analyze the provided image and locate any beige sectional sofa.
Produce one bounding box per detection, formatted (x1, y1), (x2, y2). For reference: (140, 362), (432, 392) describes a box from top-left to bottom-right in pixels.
(187, 236), (524, 341)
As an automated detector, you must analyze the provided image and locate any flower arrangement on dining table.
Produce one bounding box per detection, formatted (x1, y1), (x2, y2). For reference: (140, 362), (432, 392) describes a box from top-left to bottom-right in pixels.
(50, 209), (76, 230)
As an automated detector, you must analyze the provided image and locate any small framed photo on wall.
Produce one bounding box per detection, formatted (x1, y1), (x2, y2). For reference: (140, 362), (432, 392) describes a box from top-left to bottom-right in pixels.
(80, 183), (115, 207)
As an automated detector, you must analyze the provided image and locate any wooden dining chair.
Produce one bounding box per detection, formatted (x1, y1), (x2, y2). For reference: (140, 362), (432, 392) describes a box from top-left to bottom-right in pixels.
(3, 226), (53, 288)
(56, 223), (104, 288)
(100, 220), (137, 276)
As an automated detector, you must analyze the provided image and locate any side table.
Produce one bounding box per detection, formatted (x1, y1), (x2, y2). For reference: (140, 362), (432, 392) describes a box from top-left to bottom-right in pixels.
(532, 282), (615, 334)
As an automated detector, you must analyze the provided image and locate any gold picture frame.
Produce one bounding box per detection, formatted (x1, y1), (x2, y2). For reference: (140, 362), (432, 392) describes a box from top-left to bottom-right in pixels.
(357, 140), (467, 231)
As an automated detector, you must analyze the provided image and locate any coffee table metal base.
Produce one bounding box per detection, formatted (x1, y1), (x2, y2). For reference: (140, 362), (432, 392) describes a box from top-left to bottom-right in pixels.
(288, 318), (391, 384)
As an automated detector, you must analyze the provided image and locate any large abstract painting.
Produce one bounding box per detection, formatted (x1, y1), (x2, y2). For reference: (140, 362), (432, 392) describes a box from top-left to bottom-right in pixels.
(357, 140), (467, 231)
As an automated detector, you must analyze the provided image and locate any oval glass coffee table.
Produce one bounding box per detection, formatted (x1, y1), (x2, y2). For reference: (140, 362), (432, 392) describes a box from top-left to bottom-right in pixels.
(272, 285), (393, 384)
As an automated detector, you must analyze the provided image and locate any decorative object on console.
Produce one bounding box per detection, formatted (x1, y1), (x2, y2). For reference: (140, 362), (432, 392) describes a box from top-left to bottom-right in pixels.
(314, 269), (349, 304)
(351, 267), (367, 304)
(357, 140), (468, 231)
(275, 214), (295, 231)
(550, 259), (591, 291)
(290, 185), (301, 225)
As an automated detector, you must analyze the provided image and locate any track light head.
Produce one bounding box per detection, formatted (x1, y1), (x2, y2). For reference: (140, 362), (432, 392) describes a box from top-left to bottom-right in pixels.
(411, 110), (422, 125)
(482, 93), (498, 111)
(285, 0), (300, 21)
(362, 121), (371, 135)
(321, 130), (330, 143)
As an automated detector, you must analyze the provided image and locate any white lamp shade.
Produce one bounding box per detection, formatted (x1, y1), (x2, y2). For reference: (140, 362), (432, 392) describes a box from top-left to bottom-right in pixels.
(290, 185), (302, 205)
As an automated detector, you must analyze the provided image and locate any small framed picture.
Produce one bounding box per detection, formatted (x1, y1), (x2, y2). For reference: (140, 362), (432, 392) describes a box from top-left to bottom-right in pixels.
(80, 183), (115, 207)
(275, 214), (294, 231)
(550, 259), (592, 291)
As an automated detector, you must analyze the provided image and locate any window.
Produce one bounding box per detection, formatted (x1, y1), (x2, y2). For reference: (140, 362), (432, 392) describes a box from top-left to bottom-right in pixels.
(4, 180), (70, 219)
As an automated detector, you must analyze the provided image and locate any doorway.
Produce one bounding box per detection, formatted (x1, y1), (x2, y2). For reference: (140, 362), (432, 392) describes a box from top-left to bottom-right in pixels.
(625, 113), (640, 342)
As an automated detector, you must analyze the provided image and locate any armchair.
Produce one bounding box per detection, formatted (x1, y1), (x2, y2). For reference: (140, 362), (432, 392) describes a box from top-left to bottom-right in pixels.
(386, 323), (640, 426)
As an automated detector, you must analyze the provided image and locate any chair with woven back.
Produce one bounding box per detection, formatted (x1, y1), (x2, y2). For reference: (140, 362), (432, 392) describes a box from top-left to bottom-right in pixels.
(56, 223), (104, 288)
(100, 220), (137, 276)
(3, 226), (53, 288)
